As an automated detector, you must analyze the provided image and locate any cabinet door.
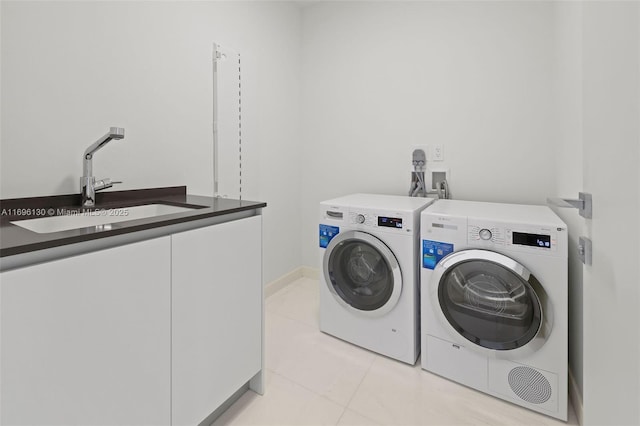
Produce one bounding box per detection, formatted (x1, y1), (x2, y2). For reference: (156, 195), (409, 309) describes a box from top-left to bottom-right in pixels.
(172, 215), (262, 426)
(0, 237), (171, 426)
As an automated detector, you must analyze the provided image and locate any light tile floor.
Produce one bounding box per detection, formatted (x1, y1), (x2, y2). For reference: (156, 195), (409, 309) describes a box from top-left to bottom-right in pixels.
(213, 278), (579, 426)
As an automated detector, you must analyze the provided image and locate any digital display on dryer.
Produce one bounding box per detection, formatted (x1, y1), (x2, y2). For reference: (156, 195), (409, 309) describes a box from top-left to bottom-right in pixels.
(378, 216), (403, 229)
(513, 232), (551, 248)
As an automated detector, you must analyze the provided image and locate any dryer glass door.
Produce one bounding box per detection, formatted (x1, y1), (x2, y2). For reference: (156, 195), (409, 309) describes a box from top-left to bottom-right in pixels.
(438, 254), (545, 351)
(324, 231), (402, 316)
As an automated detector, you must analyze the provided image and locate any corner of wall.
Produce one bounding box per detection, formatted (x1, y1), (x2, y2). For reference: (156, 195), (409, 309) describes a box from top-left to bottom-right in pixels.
(569, 368), (584, 425)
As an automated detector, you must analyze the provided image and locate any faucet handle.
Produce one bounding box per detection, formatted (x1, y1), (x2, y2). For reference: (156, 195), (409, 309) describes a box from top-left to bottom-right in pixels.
(94, 178), (122, 192)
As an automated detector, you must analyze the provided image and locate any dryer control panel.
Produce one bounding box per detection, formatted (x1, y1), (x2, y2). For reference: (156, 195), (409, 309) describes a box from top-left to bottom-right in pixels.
(468, 220), (560, 255)
(468, 225), (505, 245)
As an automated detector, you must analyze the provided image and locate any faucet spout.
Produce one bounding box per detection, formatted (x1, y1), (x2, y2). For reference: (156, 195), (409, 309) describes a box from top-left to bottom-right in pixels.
(83, 127), (125, 177)
(81, 127), (125, 208)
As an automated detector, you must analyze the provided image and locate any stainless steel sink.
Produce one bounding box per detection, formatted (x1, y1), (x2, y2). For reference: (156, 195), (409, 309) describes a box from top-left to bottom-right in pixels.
(11, 204), (195, 234)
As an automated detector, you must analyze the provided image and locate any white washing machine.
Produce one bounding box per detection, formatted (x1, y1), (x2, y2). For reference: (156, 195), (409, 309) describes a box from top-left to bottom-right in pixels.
(420, 200), (568, 420)
(319, 194), (435, 364)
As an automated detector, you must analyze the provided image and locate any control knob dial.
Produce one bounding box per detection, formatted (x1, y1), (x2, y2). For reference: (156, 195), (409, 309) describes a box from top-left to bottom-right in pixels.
(356, 214), (366, 224)
(479, 228), (492, 241)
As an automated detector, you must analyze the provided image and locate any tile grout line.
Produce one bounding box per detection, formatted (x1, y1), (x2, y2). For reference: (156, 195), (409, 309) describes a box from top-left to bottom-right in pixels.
(269, 309), (318, 329)
(334, 406), (349, 425)
(265, 286), (320, 329)
(266, 304), (373, 416)
(266, 310), (318, 333)
(269, 369), (349, 414)
(267, 277), (381, 423)
(342, 354), (378, 413)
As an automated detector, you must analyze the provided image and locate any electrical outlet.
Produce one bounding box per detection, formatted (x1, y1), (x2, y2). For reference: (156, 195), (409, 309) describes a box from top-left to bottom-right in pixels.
(432, 144), (444, 161)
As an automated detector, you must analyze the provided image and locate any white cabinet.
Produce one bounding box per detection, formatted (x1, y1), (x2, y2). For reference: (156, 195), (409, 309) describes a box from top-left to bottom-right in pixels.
(0, 214), (264, 426)
(171, 215), (263, 426)
(0, 237), (172, 426)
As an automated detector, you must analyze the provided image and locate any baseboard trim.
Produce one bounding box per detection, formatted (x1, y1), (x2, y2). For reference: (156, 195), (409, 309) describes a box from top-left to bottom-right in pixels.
(265, 266), (320, 298)
(301, 266), (319, 280)
(569, 368), (584, 425)
(265, 267), (304, 298)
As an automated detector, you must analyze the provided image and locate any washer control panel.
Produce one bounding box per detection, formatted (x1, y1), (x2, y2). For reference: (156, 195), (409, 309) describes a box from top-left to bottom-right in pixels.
(348, 210), (412, 234)
(349, 211), (375, 226)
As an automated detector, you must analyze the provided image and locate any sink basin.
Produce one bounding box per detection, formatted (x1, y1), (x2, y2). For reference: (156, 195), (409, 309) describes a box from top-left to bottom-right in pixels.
(11, 204), (196, 234)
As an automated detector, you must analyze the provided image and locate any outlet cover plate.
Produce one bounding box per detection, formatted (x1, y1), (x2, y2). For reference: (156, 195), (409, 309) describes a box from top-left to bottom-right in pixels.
(432, 144), (444, 161)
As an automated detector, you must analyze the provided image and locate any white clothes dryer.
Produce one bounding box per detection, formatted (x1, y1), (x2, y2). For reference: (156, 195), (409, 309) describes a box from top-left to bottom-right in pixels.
(420, 200), (568, 420)
(319, 194), (435, 364)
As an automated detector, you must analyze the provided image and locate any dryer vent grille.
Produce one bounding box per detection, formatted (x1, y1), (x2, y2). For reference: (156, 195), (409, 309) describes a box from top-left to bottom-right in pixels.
(508, 366), (552, 404)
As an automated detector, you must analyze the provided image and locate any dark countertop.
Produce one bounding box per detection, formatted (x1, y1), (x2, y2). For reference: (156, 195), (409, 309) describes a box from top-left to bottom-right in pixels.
(0, 186), (266, 258)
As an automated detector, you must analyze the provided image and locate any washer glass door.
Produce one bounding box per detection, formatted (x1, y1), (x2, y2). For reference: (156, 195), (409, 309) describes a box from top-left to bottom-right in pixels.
(324, 231), (402, 316)
(438, 253), (545, 351)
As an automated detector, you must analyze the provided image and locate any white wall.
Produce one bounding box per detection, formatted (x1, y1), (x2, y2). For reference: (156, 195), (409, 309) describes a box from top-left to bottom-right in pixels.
(0, 1), (302, 284)
(580, 2), (639, 424)
(300, 1), (557, 267)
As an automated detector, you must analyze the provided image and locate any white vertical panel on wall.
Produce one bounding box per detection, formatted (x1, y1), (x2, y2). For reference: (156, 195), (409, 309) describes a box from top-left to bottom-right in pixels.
(551, 1), (585, 417)
(214, 43), (241, 200)
(581, 2), (640, 424)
